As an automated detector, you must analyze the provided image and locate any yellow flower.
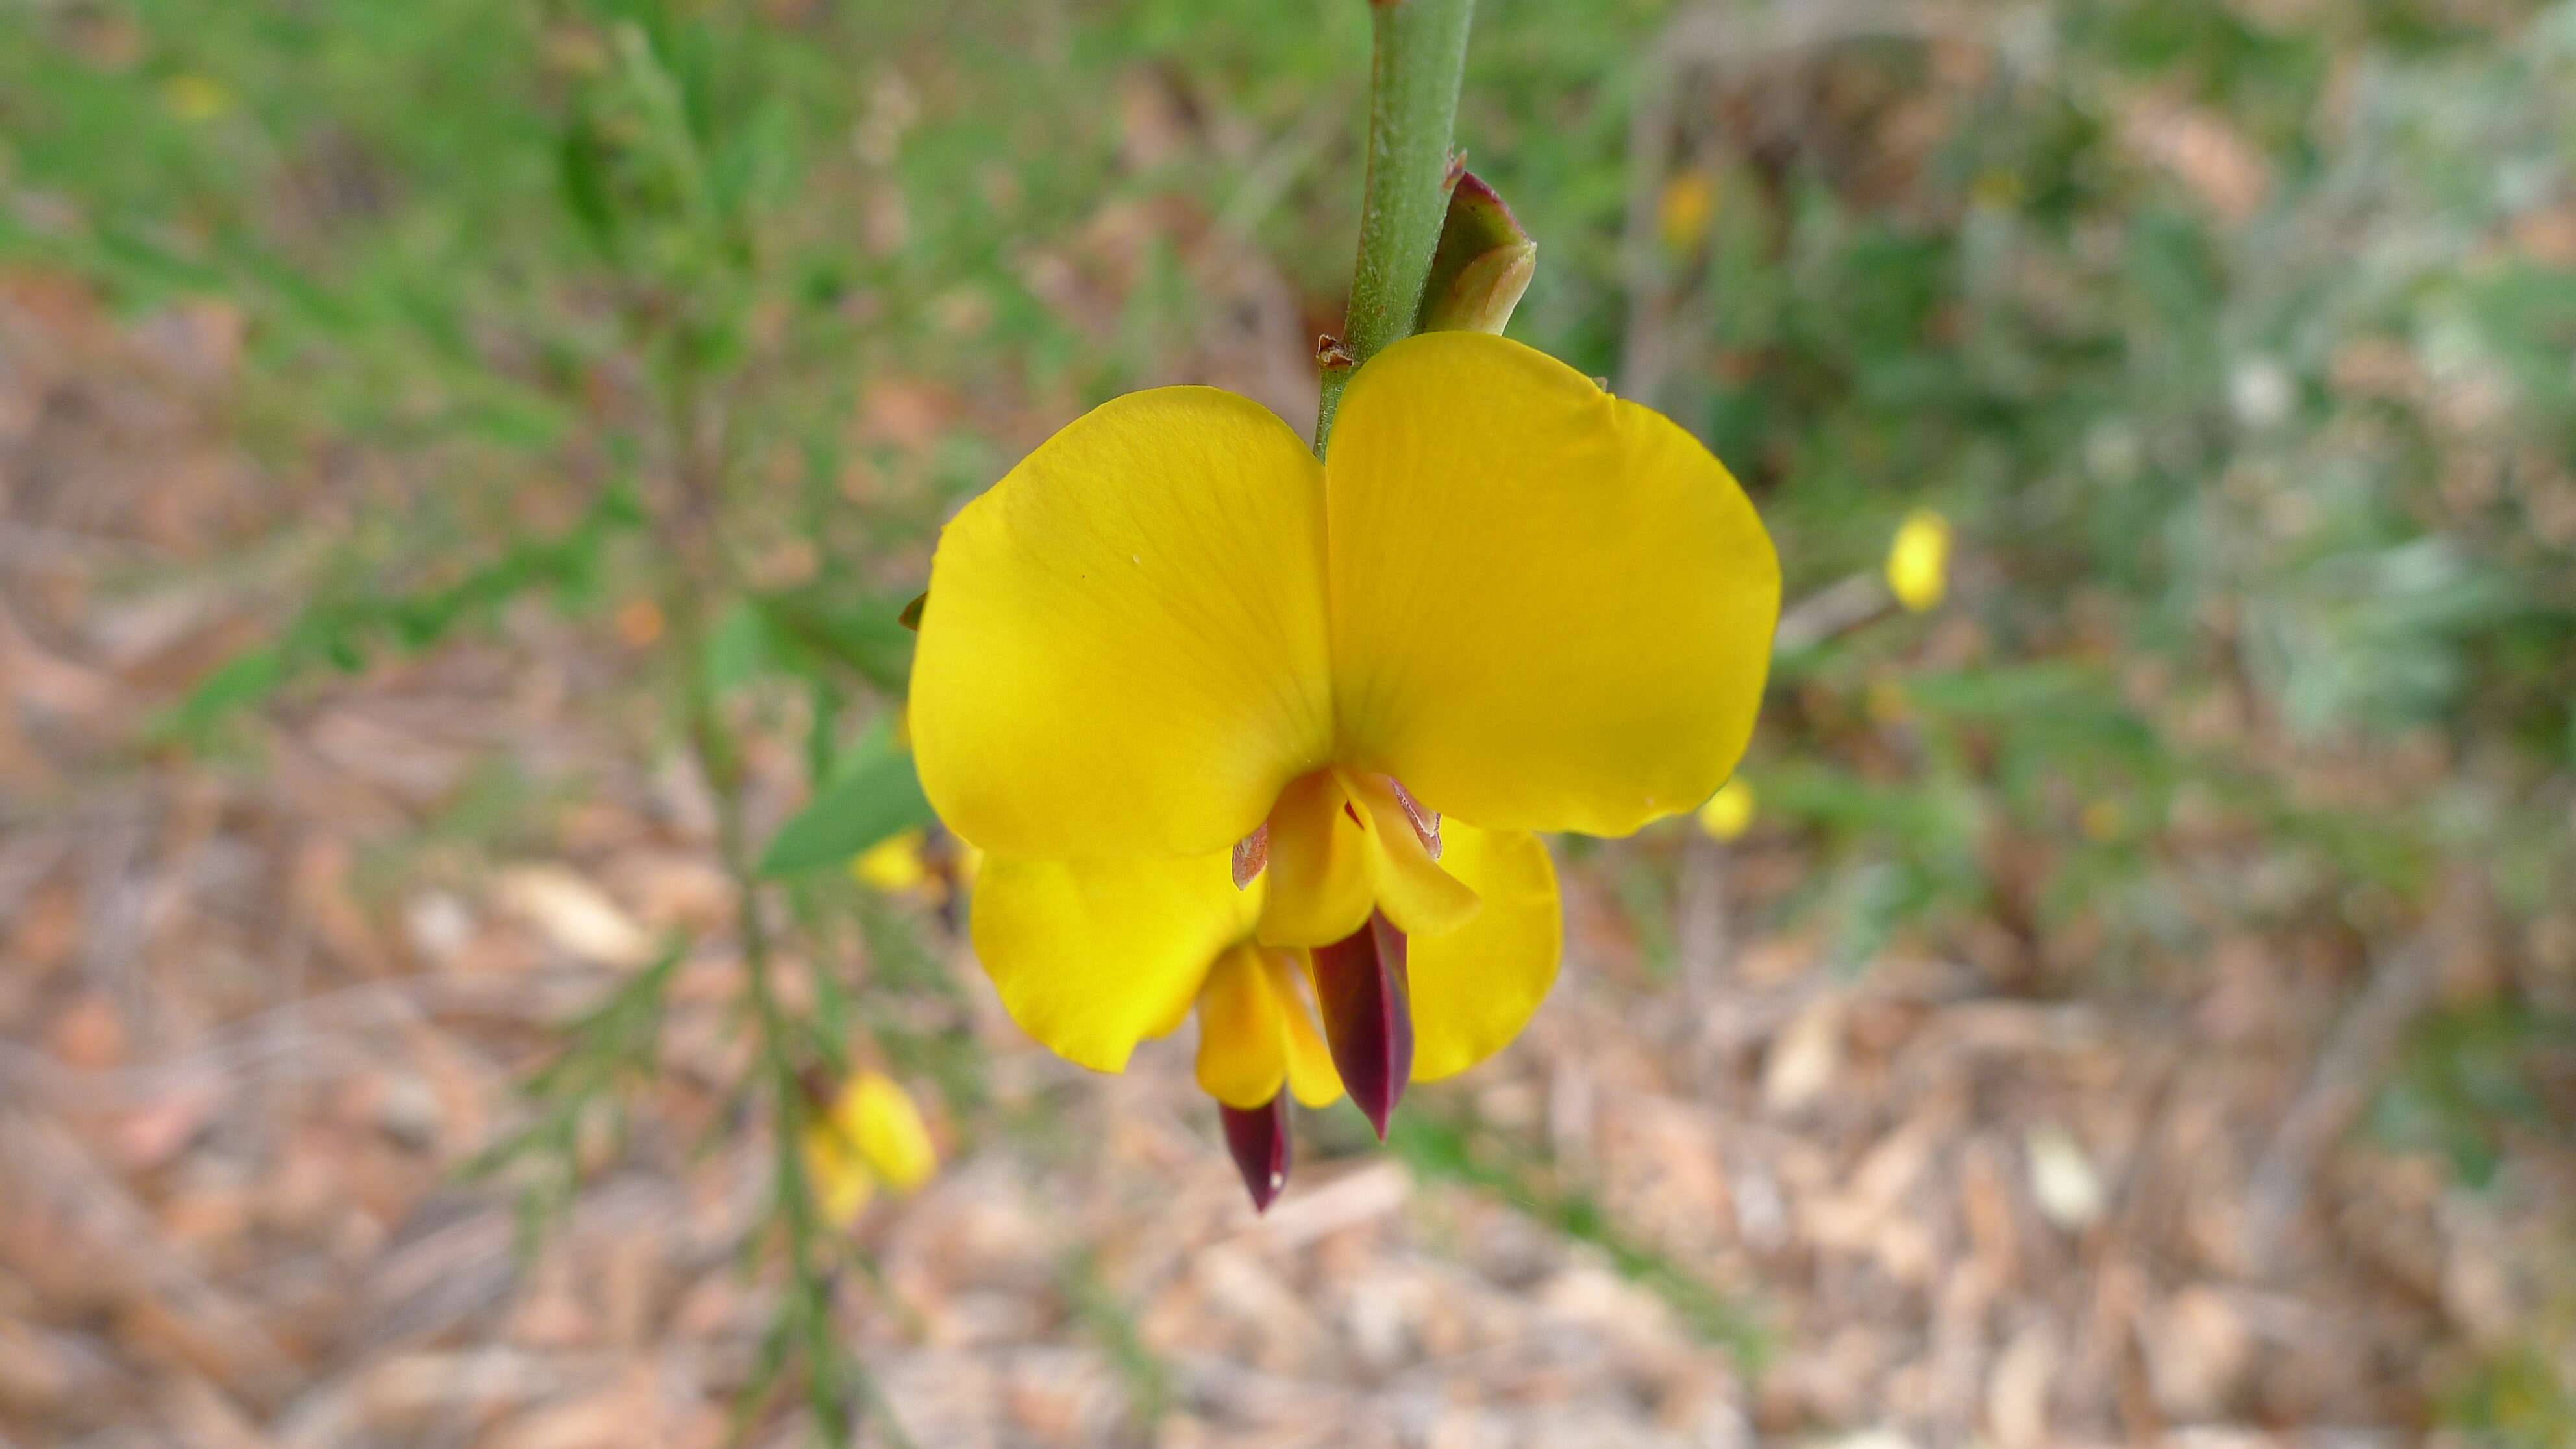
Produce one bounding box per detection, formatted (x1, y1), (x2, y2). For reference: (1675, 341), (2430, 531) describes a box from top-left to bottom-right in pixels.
(162, 75), (231, 123)
(2079, 799), (2125, 843)
(908, 331), (1777, 1202)
(850, 828), (980, 904)
(852, 828), (932, 893)
(802, 1071), (937, 1228)
(1865, 676), (1913, 726)
(1697, 778), (1756, 841)
(1885, 509), (1952, 613)
(1657, 169), (1718, 254)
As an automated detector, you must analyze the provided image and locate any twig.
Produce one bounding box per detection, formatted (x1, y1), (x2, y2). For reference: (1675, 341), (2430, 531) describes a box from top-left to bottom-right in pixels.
(0, 1107), (301, 1394)
(2240, 889), (2472, 1269)
(0, 968), (633, 1105)
(660, 365), (913, 1444)
(1773, 571), (1890, 652)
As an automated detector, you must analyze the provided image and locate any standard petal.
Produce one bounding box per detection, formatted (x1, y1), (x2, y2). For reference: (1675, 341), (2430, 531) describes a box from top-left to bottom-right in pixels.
(1408, 824), (1561, 1081)
(971, 850), (1255, 1073)
(1323, 332), (1779, 837)
(911, 387), (1336, 859)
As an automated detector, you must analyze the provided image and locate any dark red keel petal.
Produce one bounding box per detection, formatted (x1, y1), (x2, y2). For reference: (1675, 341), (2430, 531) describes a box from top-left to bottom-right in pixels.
(1309, 912), (1414, 1140)
(1220, 1093), (1291, 1212)
(1232, 823), (1270, 890)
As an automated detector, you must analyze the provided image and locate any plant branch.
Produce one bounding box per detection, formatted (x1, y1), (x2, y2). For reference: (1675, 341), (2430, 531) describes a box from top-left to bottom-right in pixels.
(658, 360), (911, 1446)
(1314, 0), (1477, 452)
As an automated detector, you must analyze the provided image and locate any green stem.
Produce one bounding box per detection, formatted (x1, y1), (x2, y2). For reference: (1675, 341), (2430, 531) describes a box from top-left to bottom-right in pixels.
(658, 379), (911, 1447)
(1314, 0), (1476, 452)
(680, 616), (915, 1449)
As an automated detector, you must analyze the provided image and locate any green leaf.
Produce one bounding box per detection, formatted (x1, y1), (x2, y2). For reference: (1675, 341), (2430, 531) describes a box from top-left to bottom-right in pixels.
(756, 746), (934, 877)
(701, 597), (773, 696)
(753, 588), (915, 693)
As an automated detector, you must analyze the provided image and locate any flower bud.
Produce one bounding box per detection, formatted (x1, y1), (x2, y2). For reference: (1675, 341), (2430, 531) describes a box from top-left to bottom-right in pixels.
(1414, 171), (1537, 336)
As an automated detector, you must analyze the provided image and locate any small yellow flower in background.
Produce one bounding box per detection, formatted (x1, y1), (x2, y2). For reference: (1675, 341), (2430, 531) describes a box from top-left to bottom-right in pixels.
(1657, 169), (1718, 254)
(1865, 677), (1913, 727)
(1971, 169), (2025, 211)
(1885, 508), (1953, 613)
(802, 1070), (936, 1229)
(162, 74), (231, 122)
(2080, 799), (2126, 843)
(907, 330), (1778, 1208)
(850, 828), (980, 904)
(852, 829), (932, 893)
(1696, 778), (1756, 841)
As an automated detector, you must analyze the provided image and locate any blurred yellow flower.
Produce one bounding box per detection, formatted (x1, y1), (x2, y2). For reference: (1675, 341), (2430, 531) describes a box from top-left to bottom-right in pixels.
(1865, 677), (1913, 726)
(908, 330), (1777, 1202)
(1657, 169), (1718, 253)
(1696, 778), (1756, 841)
(1971, 169), (2025, 210)
(802, 1070), (936, 1228)
(852, 828), (932, 893)
(162, 75), (230, 122)
(1885, 509), (1952, 613)
(2080, 799), (2126, 843)
(850, 829), (978, 905)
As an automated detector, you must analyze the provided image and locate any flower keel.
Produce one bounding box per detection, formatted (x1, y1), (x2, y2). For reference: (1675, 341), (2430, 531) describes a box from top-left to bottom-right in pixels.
(1309, 911), (1413, 1139)
(1220, 1092), (1292, 1212)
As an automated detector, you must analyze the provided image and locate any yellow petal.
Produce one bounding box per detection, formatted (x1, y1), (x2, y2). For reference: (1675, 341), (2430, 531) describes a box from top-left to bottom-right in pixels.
(1696, 778), (1755, 841)
(1885, 508), (1951, 612)
(910, 388), (1335, 860)
(1344, 771), (1478, 936)
(1254, 771), (1376, 947)
(1407, 824), (1561, 1080)
(1267, 950), (1345, 1108)
(1255, 769), (1479, 945)
(852, 828), (932, 893)
(162, 75), (230, 122)
(1323, 332), (1779, 839)
(801, 1119), (874, 1228)
(1194, 945), (1288, 1109)
(971, 849), (1256, 1072)
(839, 1072), (937, 1193)
(1657, 169), (1718, 253)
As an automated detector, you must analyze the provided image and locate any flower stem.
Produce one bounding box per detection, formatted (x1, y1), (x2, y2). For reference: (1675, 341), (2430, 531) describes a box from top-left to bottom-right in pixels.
(1314, 0), (1476, 453)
